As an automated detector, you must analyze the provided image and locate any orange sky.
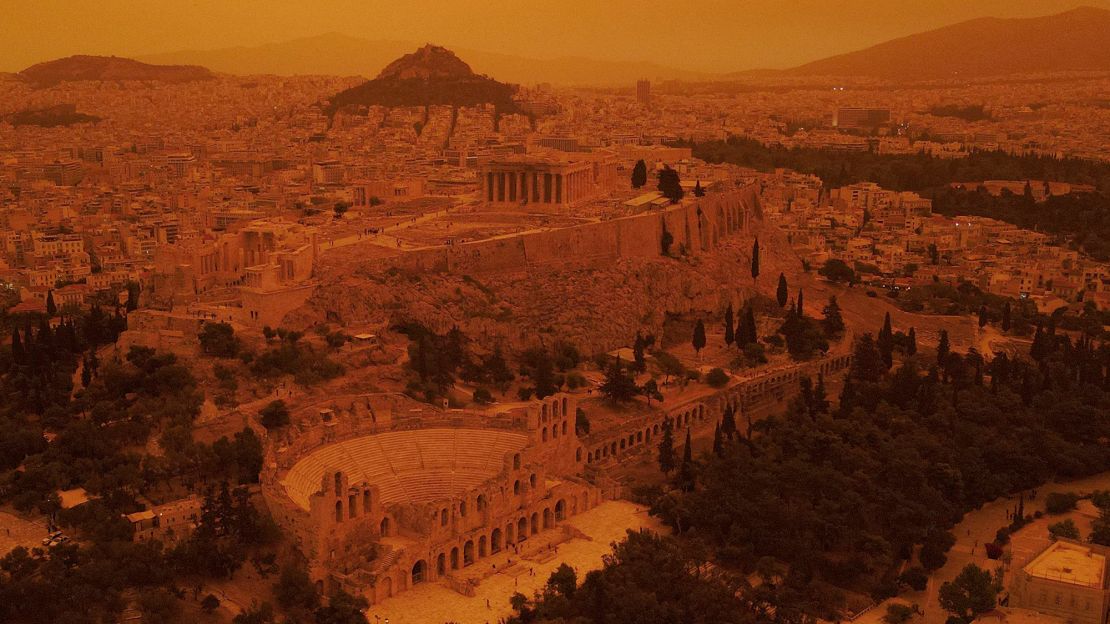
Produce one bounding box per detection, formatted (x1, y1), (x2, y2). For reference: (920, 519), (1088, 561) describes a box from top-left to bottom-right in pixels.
(2, 0), (1107, 73)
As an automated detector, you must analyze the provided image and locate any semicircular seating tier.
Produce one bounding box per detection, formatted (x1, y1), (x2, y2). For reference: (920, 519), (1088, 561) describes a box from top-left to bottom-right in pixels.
(281, 428), (530, 511)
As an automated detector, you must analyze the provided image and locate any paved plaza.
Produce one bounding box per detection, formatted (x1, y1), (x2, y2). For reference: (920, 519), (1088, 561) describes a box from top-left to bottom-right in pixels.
(365, 500), (663, 624)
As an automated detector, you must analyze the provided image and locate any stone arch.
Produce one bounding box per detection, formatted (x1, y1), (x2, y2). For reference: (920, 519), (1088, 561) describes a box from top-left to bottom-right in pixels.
(513, 454), (521, 469)
(506, 522), (515, 544)
(620, 439), (626, 450)
(562, 421), (567, 435)
(334, 471), (342, 494)
(610, 441), (617, 455)
(576, 447), (582, 462)
(459, 500), (467, 517)
(378, 576), (393, 600)
(552, 400), (559, 418)
(529, 473), (537, 489)
(348, 494), (357, 519)
(518, 517), (528, 540)
(530, 512), (539, 535)
(437, 552), (446, 575)
(542, 428), (548, 442)
(463, 540), (475, 566)
(334, 500), (343, 523)
(412, 560), (427, 584)
(479, 535), (488, 557)
(477, 494), (486, 511)
(379, 517), (391, 536)
(541, 404), (548, 421)
(586, 451), (592, 463)
(492, 528), (503, 553)
(543, 507), (553, 529)
(440, 508), (448, 526)
(562, 397), (568, 416)
(514, 480), (521, 495)
(450, 547), (460, 569)
(555, 499), (566, 521)
(363, 490), (371, 513)
(551, 425), (558, 439)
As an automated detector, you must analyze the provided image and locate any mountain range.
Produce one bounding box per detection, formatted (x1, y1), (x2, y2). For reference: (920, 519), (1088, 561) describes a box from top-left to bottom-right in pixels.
(16, 7), (1110, 86)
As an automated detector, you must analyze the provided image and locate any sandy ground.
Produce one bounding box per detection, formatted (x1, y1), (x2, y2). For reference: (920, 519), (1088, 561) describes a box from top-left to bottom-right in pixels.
(366, 500), (662, 624)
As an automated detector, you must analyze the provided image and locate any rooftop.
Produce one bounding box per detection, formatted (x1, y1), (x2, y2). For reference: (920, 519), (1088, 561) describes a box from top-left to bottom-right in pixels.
(1024, 541), (1106, 589)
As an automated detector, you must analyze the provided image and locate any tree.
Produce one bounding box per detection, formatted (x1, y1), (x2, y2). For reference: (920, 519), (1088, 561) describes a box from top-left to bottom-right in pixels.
(712, 422), (723, 457)
(822, 296), (845, 338)
(737, 306), (758, 347)
(599, 358), (640, 403)
(851, 334), (886, 383)
(883, 604), (916, 624)
(642, 378), (663, 405)
(705, 368), (729, 388)
(657, 166), (684, 203)
(546, 563), (577, 598)
(693, 179), (705, 197)
(46, 290), (57, 317)
(660, 224), (674, 256)
(259, 400), (290, 429)
(199, 322), (240, 358)
(202, 594), (221, 614)
(978, 305), (988, 329)
(233, 602), (276, 624)
(938, 564), (999, 623)
(1089, 504), (1110, 546)
(631, 159), (647, 189)
(937, 330), (950, 367)
(1048, 519), (1080, 541)
(10, 328), (23, 364)
(274, 563), (319, 611)
(1001, 301), (1012, 332)
(723, 304), (735, 346)
(333, 202), (350, 219)
(776, 273), (788, 308)
(692, 319), (706, 356)
(676, 429), (695, 491)
(575, 407), (590, 435)
(750, 238), (760, 280)
(632, 332), (647, 371)
(907, 327), (918, 356)
(818, 258), (857, 284)
(658, 418), (676, 474)
(878, 312), (895, 370)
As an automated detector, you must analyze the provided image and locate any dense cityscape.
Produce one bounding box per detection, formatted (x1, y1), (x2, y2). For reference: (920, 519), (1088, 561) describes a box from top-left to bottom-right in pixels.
(2, 3), (1110, 624)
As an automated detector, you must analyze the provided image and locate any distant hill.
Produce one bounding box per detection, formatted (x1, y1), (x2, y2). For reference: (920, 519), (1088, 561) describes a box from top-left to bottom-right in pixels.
(138, 33), (710, 85)
(783, 6), (1110, 80)
(325, 45), (520, 115)
(19, 55), (214, 86)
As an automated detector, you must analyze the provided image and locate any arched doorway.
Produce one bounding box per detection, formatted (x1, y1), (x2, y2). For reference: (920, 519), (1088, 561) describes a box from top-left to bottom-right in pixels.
(506, 523), (514, 544)
(555, 499), (566, 521)
(450, 547), (459, 570)
(517, 517), (528, 541)
(379, 517), (391, 536)
(437, 552), (446, 575)
(411, 560), (427, 584)
(543, 508), (552, 529)
(479, 535), (488, 558)
(463, 540), (475, 566)
(378, 577), (393, 601)
(491, 528), (502, 553)
(530, 512), (539, 535)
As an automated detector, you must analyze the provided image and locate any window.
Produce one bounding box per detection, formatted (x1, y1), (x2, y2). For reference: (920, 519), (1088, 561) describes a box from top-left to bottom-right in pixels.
(529, 474), (537, 488)
(514, 480), (521, 495)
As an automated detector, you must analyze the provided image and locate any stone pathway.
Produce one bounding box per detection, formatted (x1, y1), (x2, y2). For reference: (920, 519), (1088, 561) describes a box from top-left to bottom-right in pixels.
(365, 500), (662, 624)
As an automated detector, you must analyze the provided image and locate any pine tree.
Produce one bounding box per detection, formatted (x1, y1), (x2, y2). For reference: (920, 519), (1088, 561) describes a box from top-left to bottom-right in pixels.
(877, 312), (894, 370)
(750, 238), (760, 280)
(907, 327), (918, 356)
(937, 329), (950, 367)
(677, 429), (695, 491)
(723, 304), (735, 346)
(657, 417), (676, 474)
(46, 290), (57, 317)
(599, 357), (640, 402)
(1001, 302), (1012, 332)
(631, 159), (648, 189)
(821, 296), (845, 338)
(692, 319), (706, 356)
(776, 273), (788, 308)
(657, 166), (684, 203)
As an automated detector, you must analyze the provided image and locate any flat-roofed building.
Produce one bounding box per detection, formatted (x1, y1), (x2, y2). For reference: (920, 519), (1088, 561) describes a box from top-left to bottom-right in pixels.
(1010, 540), (1110, 624)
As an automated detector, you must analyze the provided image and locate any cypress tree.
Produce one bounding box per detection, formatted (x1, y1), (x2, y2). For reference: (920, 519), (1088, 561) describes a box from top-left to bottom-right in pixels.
(776, 273), (788, 308)
(750, 238), (760, 279)
(633, 332), (646, 372)
(677, 428), (695, 491)
(796, 288), (805, 318)
(631, 159), (648, 189)
(693, 180), (705, 197)
(1001, 301), (1012, 332)
(937, 329), (950, 367)
(692, 319), (706, 356)
(878, 312), (894, 370)
(907, 327), (917, 356)
(724, 304), (735, 346)
(822, 296), (845, 338)
(712, 421), (723, 457)
(978, 305), (989, 328)
(814, 374), (829, 414)
(721, 405), (737, 440)
(46, 290), (57, 317)
(11, 328), (24, 364)
(658, 417), (676, 474)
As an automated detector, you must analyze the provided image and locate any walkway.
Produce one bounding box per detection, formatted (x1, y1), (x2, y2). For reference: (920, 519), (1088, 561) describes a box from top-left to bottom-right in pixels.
(365, 500), (662, 624)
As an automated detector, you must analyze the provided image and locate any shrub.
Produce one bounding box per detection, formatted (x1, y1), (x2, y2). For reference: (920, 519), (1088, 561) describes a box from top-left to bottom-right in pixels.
(899, 566), (929, 592)
(259, 400), (290, 429)
(473, 388), (494, 404)
(984, 542), (1004, 560)
(1048, 518), (1080, 541)
(706, 368), (730, 388)
(1045, 492), (1079, 514)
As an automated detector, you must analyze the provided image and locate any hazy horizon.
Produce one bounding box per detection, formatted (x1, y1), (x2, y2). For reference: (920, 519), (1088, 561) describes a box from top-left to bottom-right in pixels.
(2, 0), (1108, 74)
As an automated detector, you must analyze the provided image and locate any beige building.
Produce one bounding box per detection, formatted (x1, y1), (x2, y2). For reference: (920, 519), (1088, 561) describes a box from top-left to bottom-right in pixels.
(1010, 540), (1110, 624)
